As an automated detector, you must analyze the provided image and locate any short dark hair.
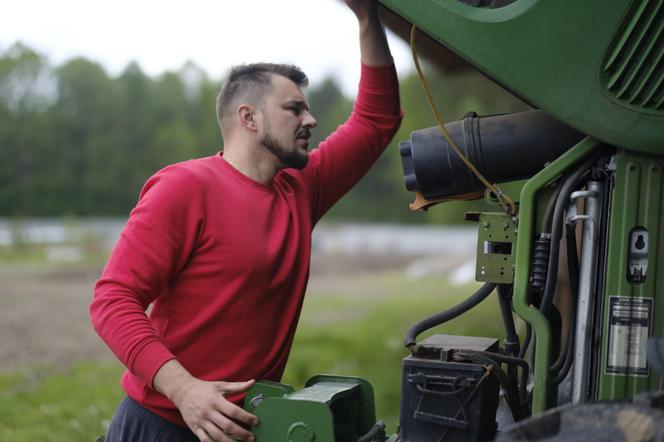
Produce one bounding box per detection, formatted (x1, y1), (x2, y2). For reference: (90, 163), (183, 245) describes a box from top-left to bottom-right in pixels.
(217, 63), (309, 134)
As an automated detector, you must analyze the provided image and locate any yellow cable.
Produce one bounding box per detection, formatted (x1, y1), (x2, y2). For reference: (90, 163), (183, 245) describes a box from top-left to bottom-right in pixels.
(410, 25), (517, 216)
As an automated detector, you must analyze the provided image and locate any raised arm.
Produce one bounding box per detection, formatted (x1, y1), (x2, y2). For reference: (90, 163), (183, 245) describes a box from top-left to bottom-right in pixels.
(302, 0), (402, 221)
(345, 0), (392, 67)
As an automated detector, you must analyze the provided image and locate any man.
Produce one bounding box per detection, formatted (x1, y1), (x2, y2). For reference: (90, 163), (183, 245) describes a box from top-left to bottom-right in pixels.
(90, 1), (402, 441)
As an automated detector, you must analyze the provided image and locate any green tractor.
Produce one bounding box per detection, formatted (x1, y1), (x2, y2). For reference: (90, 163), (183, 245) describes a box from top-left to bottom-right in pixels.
(244, 1), (664, 440)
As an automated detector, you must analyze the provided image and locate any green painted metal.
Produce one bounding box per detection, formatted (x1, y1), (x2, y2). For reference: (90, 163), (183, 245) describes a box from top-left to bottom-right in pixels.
(512, 137), (602, 414)
(305, 375), (377, 434)
(378, 0), (664, 153)
(597, 150), (664, 400)
(475, 212), (517, 284)
(245, 375), (377, 441)
(245, 381), (295, 412)
(251, 398), (334, 442)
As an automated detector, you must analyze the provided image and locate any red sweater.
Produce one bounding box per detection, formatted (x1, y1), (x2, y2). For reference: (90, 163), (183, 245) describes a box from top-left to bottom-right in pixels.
(90, 63), (402, 427)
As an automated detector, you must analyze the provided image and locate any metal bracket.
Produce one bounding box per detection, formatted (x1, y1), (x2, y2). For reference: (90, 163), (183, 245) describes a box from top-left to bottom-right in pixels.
(473, 212), (517, 284)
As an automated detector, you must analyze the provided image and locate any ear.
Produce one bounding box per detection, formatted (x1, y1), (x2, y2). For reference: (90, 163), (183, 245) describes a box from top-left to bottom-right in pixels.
(237, 104), (258, 132)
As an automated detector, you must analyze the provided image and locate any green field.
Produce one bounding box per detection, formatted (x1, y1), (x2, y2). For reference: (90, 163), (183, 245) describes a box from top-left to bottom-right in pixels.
(0, 271), (506, 440)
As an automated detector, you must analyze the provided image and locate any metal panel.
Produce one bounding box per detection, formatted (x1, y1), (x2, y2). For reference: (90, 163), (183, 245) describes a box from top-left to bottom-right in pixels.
(378, 0), (664, 153)
(597, 150), (664, 400)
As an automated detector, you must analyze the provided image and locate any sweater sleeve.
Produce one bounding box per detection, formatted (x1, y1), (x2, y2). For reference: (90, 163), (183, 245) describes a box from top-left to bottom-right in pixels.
(89, 164), (206, 387)
(304, 63), (402, 222)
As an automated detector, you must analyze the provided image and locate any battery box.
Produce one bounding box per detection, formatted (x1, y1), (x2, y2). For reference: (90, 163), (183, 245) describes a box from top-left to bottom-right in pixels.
(399, 335), (500, 442)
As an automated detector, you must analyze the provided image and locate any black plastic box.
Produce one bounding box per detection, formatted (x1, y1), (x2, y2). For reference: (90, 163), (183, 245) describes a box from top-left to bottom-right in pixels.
(399, 335), (500, 442)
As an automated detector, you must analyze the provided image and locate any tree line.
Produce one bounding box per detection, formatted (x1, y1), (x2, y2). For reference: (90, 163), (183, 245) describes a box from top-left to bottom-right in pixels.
(0, 42), (528, 223)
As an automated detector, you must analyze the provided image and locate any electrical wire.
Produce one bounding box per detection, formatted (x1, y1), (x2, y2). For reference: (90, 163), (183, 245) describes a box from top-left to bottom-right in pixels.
(410, 25), (517, 216)
(453, 351), (528, 420)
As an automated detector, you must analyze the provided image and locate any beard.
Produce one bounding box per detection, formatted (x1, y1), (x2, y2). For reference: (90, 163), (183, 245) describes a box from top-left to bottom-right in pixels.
(260, 121), (310, 170)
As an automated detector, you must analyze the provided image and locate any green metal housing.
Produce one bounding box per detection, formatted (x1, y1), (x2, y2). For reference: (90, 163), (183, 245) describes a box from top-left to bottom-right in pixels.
(379, 0), (663, 154)
(244, 375), (377, 442)
(598, 150), (664, 399)
(512, 137), (603, 413)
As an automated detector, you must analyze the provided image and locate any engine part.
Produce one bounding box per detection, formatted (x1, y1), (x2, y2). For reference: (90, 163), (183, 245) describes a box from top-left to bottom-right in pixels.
(399, 110), (583, 200)
(569, 182), (603, 403)
(244, 375), (379, 442)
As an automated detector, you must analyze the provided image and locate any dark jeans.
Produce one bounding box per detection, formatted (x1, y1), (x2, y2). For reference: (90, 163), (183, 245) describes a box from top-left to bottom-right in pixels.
(104, 396), (198, 442)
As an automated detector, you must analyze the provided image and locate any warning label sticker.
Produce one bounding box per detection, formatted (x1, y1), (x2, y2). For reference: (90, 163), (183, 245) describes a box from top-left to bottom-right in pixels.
(606, 296), (652, 376)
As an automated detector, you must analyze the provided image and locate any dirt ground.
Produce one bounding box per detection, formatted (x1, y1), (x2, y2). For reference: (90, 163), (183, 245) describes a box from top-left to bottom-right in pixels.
(0, 252), (449, 374)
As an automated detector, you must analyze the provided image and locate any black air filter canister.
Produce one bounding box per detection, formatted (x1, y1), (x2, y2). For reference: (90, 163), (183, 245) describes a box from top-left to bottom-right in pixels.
(400, 110), (584, 200)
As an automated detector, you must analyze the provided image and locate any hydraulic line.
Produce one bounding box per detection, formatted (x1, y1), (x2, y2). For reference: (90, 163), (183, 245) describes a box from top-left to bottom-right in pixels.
(571, 181), (603, 403)
(498, 284), (520, 357)
(550, 223), (580, 384)
(538, 151), (608, 315)
(541, 180), (564, 234)
(519, 324), (532, 360)
(403, 283), (497, 349)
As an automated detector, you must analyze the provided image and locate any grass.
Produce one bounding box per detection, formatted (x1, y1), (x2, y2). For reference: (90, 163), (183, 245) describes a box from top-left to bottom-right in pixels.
(0, 363), (124, 441)
(0, 271), (506, 440)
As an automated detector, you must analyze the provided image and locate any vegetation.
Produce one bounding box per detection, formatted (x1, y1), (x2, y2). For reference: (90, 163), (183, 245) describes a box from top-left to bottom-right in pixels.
(0, 40), (521, 440)
(0, 42), (528, 223)
(0, 271), (507, 440)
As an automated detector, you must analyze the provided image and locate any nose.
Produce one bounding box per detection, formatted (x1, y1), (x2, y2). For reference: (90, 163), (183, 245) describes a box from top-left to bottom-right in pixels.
(302, 111), (317, 128)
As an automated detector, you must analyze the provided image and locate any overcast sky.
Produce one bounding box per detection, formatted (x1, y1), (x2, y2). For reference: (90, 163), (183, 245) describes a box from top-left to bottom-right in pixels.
(0, 0), (413, 94)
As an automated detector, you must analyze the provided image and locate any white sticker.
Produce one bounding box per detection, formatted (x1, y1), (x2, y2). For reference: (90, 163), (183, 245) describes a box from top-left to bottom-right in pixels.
(606, 296), (652, 376)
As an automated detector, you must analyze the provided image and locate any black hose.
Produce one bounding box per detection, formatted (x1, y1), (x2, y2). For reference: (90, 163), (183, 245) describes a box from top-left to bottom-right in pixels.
(404, 283), (497, 349)
(518, 323), (531, 359)
(550, 223), (580, 383)
(540, 180), (564, 234)
(356, 421), (385, 442)
(498, 284), (520, 357)
(538, 151), (607, 315)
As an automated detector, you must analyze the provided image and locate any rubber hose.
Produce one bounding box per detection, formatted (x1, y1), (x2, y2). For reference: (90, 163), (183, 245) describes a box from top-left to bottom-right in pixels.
(404, 283), (497, 349)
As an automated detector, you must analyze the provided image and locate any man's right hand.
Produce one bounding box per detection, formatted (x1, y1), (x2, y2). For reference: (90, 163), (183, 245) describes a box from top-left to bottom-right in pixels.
(153, 360), (259, 442)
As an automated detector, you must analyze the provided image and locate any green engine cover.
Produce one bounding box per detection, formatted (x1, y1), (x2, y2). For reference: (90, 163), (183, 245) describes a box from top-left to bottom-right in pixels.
(378, 0), (664, 154)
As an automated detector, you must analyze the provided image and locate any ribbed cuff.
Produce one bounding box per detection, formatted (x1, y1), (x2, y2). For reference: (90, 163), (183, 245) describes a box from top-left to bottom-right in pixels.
(130, 340), (176, 388)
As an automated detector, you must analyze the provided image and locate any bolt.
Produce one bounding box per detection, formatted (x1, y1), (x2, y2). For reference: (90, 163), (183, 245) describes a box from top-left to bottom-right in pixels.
(249, 394), (264, 409)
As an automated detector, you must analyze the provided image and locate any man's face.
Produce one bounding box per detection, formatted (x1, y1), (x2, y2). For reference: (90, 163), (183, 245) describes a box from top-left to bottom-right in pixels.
(257, 75), (317, 169)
